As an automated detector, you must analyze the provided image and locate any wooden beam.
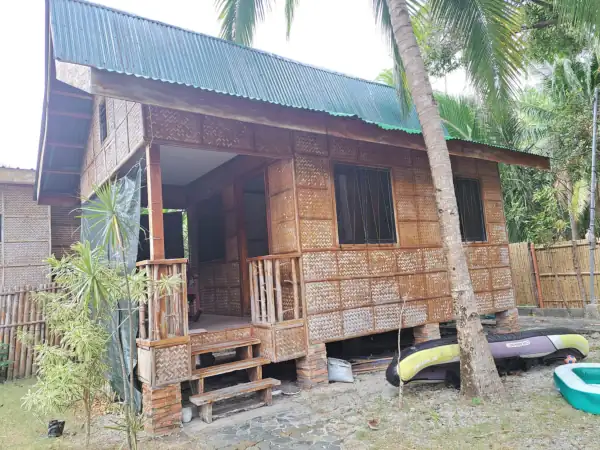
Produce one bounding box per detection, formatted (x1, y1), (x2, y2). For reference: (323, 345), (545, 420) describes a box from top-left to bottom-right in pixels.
(37, 193), (79, 206)
(55, 61), (92, 93)
(48, 110), (93, 120)
(146, 144), (165, 259)
(91, 69), (550, 170)
(46, 141), (85, 149)
(186, 155), (270, 205)
(45, 169), (80, 175)
(446, 140), (549, 170)
(52, 89), (93, 101)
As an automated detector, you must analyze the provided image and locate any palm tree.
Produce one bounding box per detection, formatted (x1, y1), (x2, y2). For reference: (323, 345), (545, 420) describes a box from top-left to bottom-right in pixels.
(213, 0), (599, 399)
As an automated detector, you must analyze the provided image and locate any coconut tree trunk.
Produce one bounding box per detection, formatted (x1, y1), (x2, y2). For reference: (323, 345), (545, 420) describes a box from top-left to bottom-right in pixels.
(386, 0), (503, 399)
(566, 178), (587, 305)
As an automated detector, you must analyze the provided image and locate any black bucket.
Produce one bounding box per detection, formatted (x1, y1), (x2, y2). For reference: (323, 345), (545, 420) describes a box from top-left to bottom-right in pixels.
(48, 420), (65, 438)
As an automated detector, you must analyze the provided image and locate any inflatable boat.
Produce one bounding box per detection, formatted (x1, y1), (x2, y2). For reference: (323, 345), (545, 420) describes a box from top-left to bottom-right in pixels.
(554, 363), (600, 414)
(386, 328), (589, 388)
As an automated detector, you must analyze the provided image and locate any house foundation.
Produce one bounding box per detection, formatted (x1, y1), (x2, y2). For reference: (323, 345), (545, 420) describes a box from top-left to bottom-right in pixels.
(142, 382), (182, 436)
(495, 308), (520, 333)
(295, 343), (328, 388)
(413, 323), (441, 343)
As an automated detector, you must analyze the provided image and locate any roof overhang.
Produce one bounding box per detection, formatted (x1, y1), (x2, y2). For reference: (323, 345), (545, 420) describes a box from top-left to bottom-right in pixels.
(35, 3), (92, 205)
(89, 68), (549, 171)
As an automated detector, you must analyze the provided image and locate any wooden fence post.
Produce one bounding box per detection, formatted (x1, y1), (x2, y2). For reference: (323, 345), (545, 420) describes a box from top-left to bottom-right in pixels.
(530, 243), (544, 308)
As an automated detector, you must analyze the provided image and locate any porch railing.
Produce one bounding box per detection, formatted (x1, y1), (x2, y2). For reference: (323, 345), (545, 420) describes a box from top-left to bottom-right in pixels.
(247, 253), (302, 325)
(136, 258), (188, 340)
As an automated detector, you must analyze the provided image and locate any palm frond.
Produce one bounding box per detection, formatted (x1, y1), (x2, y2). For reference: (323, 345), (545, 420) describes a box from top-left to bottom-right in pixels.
(215, 0), (273, 46)
(371, 0), (416, 116)
(426, 0), (524, 101)
(284, 0), (299, 39)
(572, 178), (590, 220)
(375, 68), (395, 87)
(552, 0), (600, 33)
(434, 93), (478, 140)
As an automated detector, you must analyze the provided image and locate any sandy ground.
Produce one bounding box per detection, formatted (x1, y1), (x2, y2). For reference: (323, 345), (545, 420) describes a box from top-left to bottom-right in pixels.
(2, 328), (599, 449)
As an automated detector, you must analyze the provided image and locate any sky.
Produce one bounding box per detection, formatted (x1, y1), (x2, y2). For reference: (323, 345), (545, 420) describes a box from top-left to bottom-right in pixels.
(0, 0), (467, 170)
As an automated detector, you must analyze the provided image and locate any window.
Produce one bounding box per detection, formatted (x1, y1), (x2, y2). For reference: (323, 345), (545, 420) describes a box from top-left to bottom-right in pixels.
(99, 100), (108, 143)
(454, 178), (486, 242)
(334, 164), (396, 245)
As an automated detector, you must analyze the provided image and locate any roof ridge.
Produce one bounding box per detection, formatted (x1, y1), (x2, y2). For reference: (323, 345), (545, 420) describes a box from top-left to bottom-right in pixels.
(60, 0), (396, 91)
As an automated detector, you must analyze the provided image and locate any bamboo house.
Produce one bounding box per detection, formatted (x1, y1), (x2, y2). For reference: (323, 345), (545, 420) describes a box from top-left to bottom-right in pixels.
(35, 0), (549, 434)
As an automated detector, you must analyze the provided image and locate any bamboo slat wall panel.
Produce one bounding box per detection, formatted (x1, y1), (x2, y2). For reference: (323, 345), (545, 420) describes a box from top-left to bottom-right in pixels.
(508, 242), (536, 306)
(267, 159), (299, 254)
(0, 284), (57, 382)
(196, 185), (242, 317)
(530, 240), (600, 308)
(80, 98), (145, 198)
(0, 184), (51, 287)
(51, 206), (80, 259)
(290, 136), (515, 344)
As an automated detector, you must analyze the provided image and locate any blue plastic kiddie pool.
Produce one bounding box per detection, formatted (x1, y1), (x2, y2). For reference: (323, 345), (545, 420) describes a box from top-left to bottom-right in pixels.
(554, 363), (600, 414)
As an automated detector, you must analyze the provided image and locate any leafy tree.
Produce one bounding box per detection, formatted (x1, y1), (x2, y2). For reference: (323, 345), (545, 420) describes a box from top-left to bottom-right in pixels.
(22, 243), (114, 447)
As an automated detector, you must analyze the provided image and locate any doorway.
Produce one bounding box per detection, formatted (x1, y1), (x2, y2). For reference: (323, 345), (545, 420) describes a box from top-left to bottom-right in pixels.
(242, 172), (269, 258)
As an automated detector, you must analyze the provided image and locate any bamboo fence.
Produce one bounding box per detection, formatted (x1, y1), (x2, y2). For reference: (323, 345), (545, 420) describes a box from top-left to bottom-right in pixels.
(509, 239), (600, 309)
(0, 284), (59, 382)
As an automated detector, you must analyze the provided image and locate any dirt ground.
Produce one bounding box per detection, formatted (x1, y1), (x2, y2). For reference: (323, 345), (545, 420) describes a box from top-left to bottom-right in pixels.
(2, 329), (599, 449)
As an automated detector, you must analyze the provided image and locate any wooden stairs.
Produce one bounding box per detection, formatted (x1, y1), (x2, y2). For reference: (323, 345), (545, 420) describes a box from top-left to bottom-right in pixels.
(189, 337), (280, 423)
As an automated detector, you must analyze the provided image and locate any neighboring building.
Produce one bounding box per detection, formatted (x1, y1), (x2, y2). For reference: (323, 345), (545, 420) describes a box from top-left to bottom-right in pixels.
(0, 167), (78, 287)
(36, 0), (549, 435)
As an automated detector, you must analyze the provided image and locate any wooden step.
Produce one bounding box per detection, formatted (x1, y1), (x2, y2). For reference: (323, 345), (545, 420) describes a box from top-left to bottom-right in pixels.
(191, 338), (261, 355)
(190, 378), (281, 424)
(193, 357), (270, 379)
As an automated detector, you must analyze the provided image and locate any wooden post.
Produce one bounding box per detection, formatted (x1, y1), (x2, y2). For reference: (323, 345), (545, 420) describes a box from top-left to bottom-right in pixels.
(530, 243), (544, 308)
(291, 258), (300, 319)
(249, 263), (257, 323)
(6, 291), (16, 380)
(265, 260), (275, 324)
(146, 144), (165, 260)
(139, 302), (147, 339)
(14, 290), (25, 379)
(251, 262), (260, 323)
(258, 261), (266, 323)
(274, 260), (283, 322)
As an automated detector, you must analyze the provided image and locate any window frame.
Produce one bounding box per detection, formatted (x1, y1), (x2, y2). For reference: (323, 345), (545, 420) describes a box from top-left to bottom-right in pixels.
(332, 162), (398, 247)
(99, 100), (108, 144)
(454, 176), (487, 243)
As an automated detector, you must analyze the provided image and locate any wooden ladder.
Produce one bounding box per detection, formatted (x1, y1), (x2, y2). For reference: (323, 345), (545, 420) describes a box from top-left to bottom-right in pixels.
(189, 337), (280, 423)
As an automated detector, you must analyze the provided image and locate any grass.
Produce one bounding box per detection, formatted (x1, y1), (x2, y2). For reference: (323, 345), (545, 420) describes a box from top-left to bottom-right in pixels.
(0, 379), (77, 449)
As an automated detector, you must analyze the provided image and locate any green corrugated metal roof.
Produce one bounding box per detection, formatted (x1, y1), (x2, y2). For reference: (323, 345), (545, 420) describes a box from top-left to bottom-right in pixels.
(49, 0), (437, 135)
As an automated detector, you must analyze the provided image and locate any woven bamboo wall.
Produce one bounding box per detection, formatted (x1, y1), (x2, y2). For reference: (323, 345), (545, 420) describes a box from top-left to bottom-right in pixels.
(197, 185), (242, 316)
(50, 206), (80, 259)
(80, 96), (145, 198)
(0, 184), (51, 287)
(267, 159), (299, 254)
(290, 136), (514, 344)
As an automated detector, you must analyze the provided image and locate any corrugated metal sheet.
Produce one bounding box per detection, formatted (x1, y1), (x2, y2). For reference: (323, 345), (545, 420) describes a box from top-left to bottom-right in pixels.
(49, 0), (429, 134)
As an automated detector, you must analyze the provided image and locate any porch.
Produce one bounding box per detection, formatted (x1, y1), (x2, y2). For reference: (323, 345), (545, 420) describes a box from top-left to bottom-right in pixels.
(135, 143), (307, 426)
